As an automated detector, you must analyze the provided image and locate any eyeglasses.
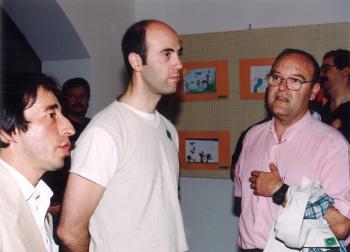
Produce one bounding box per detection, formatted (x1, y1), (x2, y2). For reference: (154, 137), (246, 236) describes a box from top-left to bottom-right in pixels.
(266, 74), (313, 91)
(320, 64), (336, 72)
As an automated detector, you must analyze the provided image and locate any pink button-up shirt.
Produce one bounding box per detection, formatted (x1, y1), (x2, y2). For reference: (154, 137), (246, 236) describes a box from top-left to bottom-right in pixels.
(234, 112), (350, 249)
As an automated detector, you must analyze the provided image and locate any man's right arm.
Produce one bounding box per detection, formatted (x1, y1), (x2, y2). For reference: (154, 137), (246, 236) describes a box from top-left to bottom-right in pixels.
(57, 173), (105, 252)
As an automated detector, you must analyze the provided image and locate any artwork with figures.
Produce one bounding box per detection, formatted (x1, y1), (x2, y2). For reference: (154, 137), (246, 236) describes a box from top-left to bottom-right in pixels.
(178, 131), (230, 171)
(178, 60), (228, 101)
(183, 67), (216, 94)
(185, 138), (219, 163)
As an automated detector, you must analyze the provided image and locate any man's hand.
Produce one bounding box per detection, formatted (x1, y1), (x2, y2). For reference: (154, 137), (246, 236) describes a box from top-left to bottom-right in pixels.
(249, 163), (283, 197)
(48, 203), (61, 215)
(331, 118), (342, 129)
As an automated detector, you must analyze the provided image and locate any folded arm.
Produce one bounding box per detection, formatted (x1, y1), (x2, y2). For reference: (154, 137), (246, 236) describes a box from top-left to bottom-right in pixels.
(57, 173), (105, 252)
(251, 163), (350, 239)
(324, 207), (350, 239)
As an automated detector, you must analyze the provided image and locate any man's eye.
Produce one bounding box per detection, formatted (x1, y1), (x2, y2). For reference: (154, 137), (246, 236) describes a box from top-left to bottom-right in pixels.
(290, 78), (302, 85)
(48, 112), (56, 119)
(163, 52), (171, 58)
(272, 75), (281, 81)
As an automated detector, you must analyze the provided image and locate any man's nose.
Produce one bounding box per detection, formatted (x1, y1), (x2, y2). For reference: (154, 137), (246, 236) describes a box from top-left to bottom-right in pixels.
(60, 115), (75, 137)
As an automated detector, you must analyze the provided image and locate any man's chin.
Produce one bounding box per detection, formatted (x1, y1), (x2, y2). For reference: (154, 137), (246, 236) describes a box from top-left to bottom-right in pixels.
(51, 156), (71, 171)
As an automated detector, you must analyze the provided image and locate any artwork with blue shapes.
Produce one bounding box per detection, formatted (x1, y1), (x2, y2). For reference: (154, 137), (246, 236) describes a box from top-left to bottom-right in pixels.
(250, 65), (271, 93)
(184, 67), (216, 94)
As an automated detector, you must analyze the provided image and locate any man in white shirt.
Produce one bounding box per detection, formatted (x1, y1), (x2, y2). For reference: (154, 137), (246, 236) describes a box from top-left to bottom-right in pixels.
(0, 73), (75, 252)
(57, 20), (188, 252)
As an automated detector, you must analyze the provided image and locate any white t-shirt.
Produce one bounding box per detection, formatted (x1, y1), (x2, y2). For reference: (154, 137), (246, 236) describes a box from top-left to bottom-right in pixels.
(71, 101), (188, 252)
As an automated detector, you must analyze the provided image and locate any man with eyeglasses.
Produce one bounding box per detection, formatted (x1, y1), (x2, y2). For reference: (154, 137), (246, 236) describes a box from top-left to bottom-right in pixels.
(321, 49), (350, 142)
(234, 48), (350, 251)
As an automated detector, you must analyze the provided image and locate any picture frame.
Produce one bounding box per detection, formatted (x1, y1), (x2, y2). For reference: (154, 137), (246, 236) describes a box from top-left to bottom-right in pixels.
(178, 60), (229, 101)
(239, 57), (275, 100)
(178, 131), (230, 170)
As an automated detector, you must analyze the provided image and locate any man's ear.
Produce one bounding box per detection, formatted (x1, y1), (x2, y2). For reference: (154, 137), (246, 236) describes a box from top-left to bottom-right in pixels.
(341, 66), (350, 79)
(0, 130), (16, 145)
(128, 52), (143, 73)
(310, 83), (320, 101)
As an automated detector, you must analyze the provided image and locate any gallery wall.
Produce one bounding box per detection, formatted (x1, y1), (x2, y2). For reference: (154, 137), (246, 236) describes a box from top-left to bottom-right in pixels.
(177, 22), (350, 252)
(177, 22), (350, 179)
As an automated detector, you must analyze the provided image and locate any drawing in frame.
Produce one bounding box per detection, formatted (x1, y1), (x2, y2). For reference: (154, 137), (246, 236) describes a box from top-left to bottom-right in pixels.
(239, 57), (275, 100)
(178, 60), (229, 101)
(178, 131), (230, 170)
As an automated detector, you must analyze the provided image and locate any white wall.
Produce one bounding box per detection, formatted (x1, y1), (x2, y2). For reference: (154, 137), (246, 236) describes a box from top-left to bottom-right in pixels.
(55, 0), (134, 113)
(135, 0), (350, 35)
(180, 177), (239, 252)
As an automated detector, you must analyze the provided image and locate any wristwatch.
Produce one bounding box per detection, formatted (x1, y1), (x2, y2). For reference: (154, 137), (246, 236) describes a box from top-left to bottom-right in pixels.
(272, 183), (289, 205)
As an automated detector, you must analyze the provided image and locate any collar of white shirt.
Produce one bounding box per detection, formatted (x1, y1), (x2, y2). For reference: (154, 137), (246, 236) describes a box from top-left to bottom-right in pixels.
(0, 158), (58, 252)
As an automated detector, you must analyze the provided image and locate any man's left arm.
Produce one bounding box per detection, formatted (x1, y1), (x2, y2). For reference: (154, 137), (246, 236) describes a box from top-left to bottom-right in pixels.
(250, 163), (350, 239)
(324, 207), (350, 239)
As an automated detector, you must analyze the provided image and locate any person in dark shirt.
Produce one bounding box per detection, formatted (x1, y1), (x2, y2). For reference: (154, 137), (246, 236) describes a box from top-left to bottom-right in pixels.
(321, 49), (350, 142)
(62, 78), (91, 143)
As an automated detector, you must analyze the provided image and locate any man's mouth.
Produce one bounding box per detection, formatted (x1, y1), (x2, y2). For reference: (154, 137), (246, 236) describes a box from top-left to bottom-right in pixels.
(60, 143), (72, 155)
(169, 75), (180, 82)
(275, 95), (289, 102)
(72, 103), (84, 109)
(320, 76), (329, 89)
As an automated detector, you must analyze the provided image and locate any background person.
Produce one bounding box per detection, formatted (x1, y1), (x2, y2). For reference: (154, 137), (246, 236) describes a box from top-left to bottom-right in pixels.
(321, 49), (350, 142)
(61, 77), (91, 143)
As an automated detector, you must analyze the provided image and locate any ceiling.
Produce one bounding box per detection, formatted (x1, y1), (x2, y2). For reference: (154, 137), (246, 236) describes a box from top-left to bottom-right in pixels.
(1, 0), (89, 61)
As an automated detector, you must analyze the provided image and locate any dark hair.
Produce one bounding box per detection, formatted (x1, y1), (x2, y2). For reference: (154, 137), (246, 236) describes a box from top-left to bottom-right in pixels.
(0, 73), (60, 148)
(271, 48), (320, 84)
(323, 49), (350, 83)
(121, 20), (156, 80)
(323, 49), (350, 69)
(62, 77), (90, 98)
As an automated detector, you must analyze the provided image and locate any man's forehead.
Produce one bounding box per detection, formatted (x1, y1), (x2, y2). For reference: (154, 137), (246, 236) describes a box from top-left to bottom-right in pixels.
(146, 22), (181, 45)
(275, 54), (313, 71)
(66, 86), (88, 93)
(30, 86), (60, 110)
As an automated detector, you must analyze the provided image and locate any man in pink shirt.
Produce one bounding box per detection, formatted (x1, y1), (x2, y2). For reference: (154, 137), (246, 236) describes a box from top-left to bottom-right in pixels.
(234, 48), (350, 251)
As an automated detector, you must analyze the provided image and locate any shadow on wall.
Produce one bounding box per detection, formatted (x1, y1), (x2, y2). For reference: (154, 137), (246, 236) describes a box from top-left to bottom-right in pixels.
(157, 93), (182, 125)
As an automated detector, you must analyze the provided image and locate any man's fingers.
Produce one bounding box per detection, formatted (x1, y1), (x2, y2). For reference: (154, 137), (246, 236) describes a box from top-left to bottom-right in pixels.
(269, 163), (280, 175)
(251, 170), (261, 177)
(248, 176), (256, 183)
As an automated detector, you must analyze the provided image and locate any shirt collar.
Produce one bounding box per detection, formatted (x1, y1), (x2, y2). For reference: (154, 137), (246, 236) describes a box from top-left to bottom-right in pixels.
(270, 111), (313, 143)
(0, 158), (52, 201)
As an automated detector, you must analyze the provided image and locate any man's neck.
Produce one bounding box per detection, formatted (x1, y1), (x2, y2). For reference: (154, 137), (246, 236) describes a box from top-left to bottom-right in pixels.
(273, 112), (307, 141)
(119, 81), (161, 113)
(0, 151), (42, 186)
(330, 86), (350, 111)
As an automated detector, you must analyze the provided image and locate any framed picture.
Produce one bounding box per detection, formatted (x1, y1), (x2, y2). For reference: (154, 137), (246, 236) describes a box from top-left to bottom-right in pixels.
(178, 60), (229, 101)
(239, 57), (275, 100)
(178, 131), (230, 170)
